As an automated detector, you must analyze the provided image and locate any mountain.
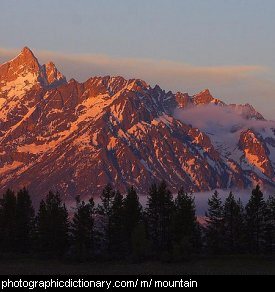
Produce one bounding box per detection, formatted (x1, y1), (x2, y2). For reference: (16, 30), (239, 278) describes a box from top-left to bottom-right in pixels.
(0, 47), (274, 201)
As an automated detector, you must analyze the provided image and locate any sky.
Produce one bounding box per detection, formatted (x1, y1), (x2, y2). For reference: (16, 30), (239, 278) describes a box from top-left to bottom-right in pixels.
(0, 0), (274, 119)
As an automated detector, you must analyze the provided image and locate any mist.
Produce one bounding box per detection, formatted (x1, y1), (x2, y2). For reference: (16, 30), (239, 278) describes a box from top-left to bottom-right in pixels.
(173, 104), (275, 137)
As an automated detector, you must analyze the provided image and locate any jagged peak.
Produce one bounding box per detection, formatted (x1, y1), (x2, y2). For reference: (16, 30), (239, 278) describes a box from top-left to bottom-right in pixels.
(43, 61), (66, 87)
(129, 78), (149, 87)
(0, 46), (42, 94)
(14, 46), (40, 66)
(0, 46), (67, 92)
(229, 103), (265, 120)
(244, 103), (256, 110)
(201, 88), (211, 94)
(175, 91), (190, 97)
(45, 61), (55, 69)
(192, 88), (215, 105)
(20, 46), (35, 57)
(194, 88), (212, 98)
(127, 78), (150, 91)
(0, 47), (38, 70)
(83, 76), (151, 96)
(110, 75), (127, 83)
(153, 84), (162, 91)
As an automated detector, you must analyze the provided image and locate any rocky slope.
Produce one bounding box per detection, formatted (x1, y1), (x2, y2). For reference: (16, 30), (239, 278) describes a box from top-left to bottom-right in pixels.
(0, 47), (274, 201)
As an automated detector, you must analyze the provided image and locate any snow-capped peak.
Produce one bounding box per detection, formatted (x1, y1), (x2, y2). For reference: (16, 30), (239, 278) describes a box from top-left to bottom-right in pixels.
(0, 47), (67, 124)
(0, 47), (274, 198)
(0, 47), (67, 96)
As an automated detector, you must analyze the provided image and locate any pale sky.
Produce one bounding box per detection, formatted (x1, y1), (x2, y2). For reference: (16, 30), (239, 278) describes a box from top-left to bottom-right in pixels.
(0, 0), (274, 119)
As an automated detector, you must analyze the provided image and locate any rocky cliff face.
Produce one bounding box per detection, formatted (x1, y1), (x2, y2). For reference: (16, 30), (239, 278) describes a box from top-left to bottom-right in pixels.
(0, 48), (274, 201)
(239, 129), (274, 179)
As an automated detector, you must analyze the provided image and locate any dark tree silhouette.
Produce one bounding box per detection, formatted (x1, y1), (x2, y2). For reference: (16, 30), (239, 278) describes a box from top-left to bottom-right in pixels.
(173, 189), (197, 243)
(97, 184), (115, 256)
(205, 191), (224, 254)
(223, 192), (245, 254)
(146, 181), (174, 256)
(0, 189), (17, 252)
(71, 196), (95, 261)
(1, 181), (275, 262)
(15, 188), (35, 253)
(36, 191), (69, 257)
(264, 195), (275, 253)
(110, 191), (125, 257)
(123, 186), (142, 254)
(245, 185), (267, 254)
(172, 188), (199, 257)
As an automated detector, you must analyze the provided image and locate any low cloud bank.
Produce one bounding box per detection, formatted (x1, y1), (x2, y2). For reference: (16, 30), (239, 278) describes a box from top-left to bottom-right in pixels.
(174, 104), (275, 136)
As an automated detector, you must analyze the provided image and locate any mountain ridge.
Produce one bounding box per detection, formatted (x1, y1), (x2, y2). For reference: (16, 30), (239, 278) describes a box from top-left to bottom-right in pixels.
(0, 47), (274, 201)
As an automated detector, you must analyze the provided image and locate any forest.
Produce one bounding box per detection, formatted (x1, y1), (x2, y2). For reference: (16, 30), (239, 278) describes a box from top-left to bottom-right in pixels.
(0, 182), (274, 263)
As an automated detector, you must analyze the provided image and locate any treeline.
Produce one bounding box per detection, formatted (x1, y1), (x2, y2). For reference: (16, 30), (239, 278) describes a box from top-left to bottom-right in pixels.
(0, 182), (275, 262)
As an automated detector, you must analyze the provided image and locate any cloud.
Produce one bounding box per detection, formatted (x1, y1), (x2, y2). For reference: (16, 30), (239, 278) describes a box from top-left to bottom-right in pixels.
(174, 104), (275, 137)
(1, 47), (274, 119)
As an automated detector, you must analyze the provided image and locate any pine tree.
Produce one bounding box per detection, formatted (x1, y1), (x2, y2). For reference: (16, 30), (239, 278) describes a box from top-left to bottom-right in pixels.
(97, 184), (115, 256)
(15, 188), (35, 253)
(265, 195), (275, 253)
(205, 191), (224, 254)
(223, 192), (245, 254)
(36, 191), (69, 257)
(245, 185), (267, 254)
(35, 199), (47, 254)
(172, 188), (198, 256)
(236, 198), (246, 252)
(110, 191), (125, 257)
(0, 189), (17, 253)
(146, 181), (174, 255)
(123, 186), (142, 254)
(71, 196), (95, 261)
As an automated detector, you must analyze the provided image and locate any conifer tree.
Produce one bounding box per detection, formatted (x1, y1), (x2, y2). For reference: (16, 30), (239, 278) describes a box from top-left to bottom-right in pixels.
(110, 191), (125, 257)
(172, 188), (198, 255)
(15, 188), (35, 253)
(236, 197), (246, 252)
(264, 195), (275, 253)
(205, 191), (224, 254)
(71, 196), (95, 261)
(36, 191), (69, 257)
(146, 181), (174, 255)
(35, 199), (47, 253)
(245, 185), (267, 253)
(97, 184), (115, 256)
(123, 186), (142, 254)
(0, 189), (17, 252)
(223, 192), (245, 254)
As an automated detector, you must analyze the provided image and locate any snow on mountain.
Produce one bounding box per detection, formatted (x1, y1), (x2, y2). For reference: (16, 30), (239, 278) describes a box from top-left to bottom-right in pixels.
(0, 47), (274, 201)
(174, 104), (275, 188)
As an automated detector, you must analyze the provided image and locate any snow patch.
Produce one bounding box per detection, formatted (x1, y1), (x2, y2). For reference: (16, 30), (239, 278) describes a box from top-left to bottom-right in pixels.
(1, 72), (38, 98)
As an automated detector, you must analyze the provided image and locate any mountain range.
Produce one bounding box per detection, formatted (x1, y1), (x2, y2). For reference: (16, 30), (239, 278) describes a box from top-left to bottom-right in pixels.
(0, 47), (274, 201)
